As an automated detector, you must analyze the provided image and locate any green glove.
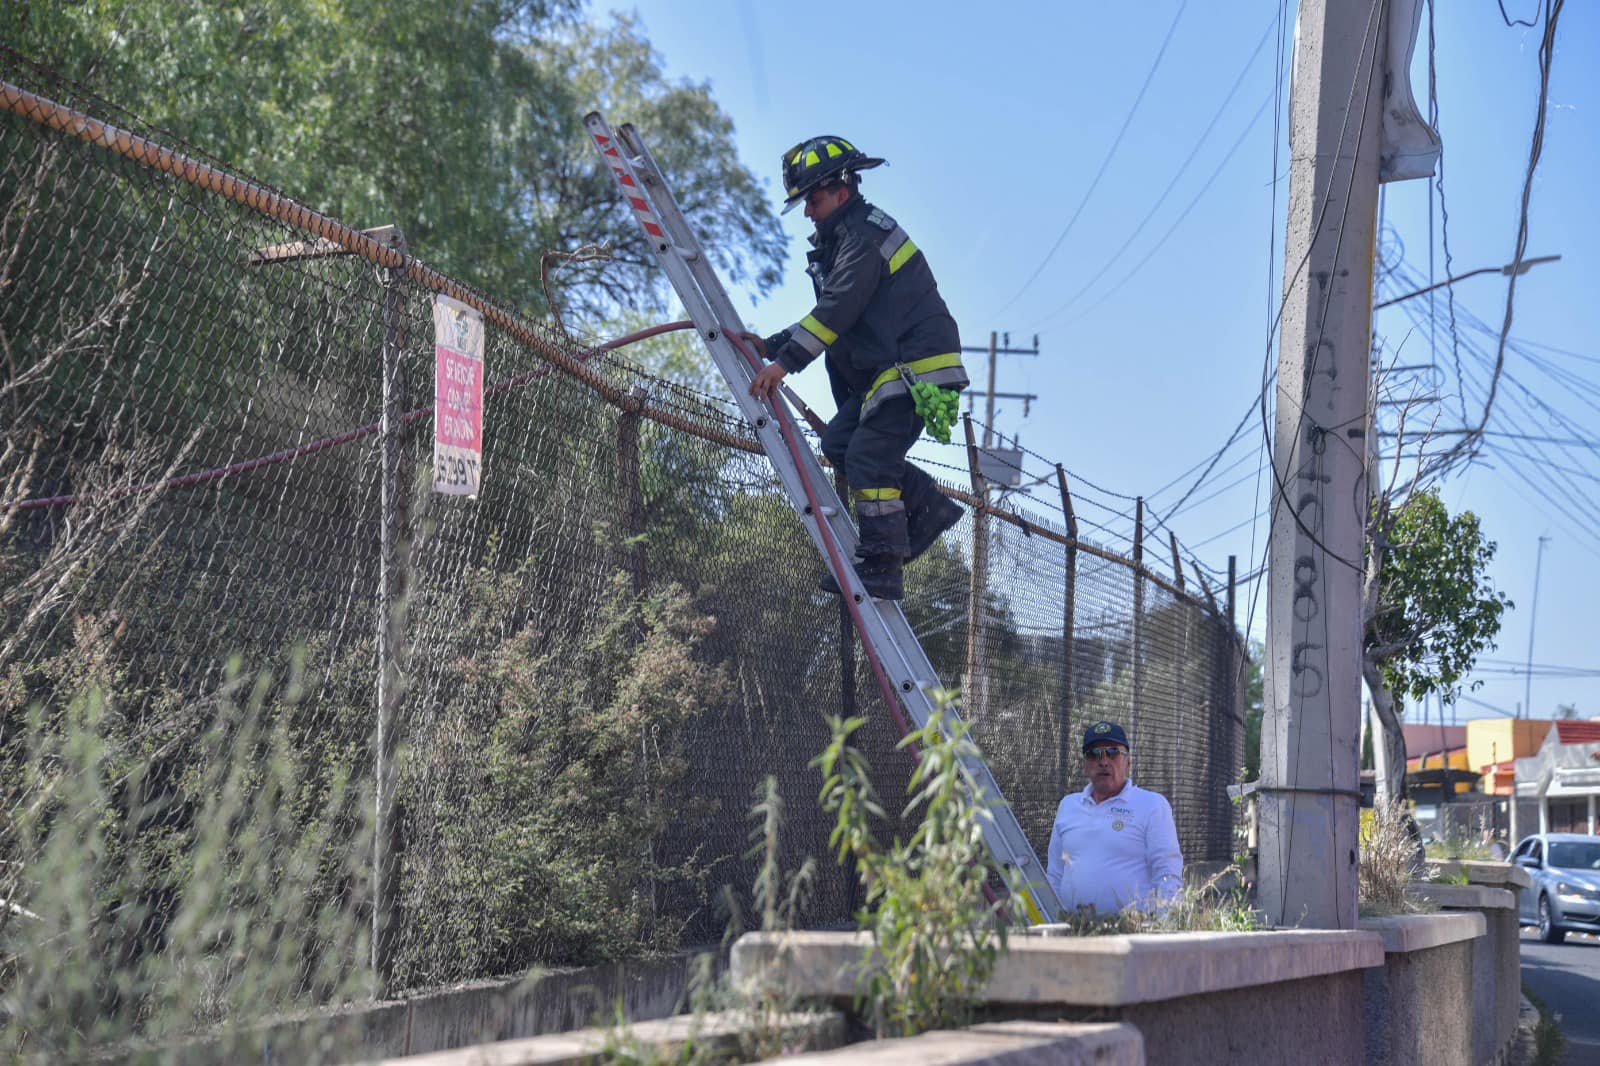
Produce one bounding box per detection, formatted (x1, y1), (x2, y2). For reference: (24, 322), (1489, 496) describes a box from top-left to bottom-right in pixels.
(910, 379), (960, 444)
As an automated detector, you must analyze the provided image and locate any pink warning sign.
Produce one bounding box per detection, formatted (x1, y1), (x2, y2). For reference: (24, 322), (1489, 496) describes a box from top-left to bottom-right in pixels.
(434, 347), (483, 449)
(432, 295), (484, 496)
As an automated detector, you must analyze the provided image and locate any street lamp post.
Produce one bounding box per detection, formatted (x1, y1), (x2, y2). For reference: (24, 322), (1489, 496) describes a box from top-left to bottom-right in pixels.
(1374, 254), (1560, 309)
(1523, 535), (1551, 719)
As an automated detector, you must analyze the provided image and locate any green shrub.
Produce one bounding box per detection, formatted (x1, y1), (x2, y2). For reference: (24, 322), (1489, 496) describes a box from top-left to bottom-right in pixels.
(815, 698), (1016, 1039)
(0, 655), (370, 1063)
(397, 569), (729, 976)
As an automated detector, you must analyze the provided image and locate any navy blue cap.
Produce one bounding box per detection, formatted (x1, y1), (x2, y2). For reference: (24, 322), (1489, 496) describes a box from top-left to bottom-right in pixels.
(1082, 720), (1130, 752)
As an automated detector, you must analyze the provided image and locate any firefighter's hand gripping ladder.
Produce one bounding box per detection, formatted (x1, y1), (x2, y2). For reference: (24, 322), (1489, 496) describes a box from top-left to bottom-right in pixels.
(585, 113), (1063, 924)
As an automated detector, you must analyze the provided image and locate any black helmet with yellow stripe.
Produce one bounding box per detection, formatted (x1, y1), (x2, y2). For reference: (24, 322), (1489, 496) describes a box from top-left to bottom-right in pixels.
(780, 136), (885, 214)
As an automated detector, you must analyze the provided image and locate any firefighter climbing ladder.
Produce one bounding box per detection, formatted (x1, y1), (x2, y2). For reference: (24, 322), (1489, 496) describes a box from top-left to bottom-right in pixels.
(585, 113), (1063, 924)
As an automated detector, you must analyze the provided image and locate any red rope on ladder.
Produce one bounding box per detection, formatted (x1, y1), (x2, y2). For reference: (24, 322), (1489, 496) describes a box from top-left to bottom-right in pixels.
(722, 330), (919, 753)
(724, 332), (1009, 912)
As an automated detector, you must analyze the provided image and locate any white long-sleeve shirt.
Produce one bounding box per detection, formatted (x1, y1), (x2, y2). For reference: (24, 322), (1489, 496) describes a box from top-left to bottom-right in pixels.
(1046, 780), (1184, 916)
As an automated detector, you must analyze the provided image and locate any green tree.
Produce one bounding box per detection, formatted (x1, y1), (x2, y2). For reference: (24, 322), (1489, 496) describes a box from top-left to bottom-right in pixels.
(1362, 489), (1511, 796)
(3, 1), (784, 315)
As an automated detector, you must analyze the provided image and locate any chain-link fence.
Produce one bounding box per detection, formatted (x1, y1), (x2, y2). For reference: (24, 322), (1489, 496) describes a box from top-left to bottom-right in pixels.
(0, 52), (1244, 1055)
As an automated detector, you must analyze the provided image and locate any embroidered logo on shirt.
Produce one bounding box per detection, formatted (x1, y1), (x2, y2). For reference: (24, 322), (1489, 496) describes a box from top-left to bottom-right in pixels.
(1112, 820), (1125, 832)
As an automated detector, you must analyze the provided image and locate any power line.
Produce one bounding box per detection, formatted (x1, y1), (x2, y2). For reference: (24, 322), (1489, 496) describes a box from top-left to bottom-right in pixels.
(1496, 0), (1541, 28)
(1045, 90), (1275, 333)
(1028, 9), (1277, 326)
(1435, 0), (1566, 468)
(989, 0), (1188, 318)
(1426, 0), (1468, 426)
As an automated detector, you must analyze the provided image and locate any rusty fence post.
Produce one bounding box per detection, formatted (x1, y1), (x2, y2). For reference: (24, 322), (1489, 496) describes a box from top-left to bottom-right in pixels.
(1131, 497), (1145, 744)
(1056, 464), (1077, 800)
(962, 414), (989, 726)
(617, 387), (648, 597)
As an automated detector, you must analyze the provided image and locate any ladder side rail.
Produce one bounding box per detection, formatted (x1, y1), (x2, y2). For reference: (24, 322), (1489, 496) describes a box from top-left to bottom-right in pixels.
(606, 119), (947, 707)
(601, 115), (1059, 920)
(584, 116), (914, 689)
(586, 112), (1062, 922)
(614, 128), (881, 586)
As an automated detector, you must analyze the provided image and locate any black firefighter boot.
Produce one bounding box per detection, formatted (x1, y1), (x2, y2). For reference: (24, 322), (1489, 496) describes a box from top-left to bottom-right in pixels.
(819, 496), (953, 592)
(819, 507), (908, 599)
(905, 491), (964, 562)
(819, 553), (904, 600)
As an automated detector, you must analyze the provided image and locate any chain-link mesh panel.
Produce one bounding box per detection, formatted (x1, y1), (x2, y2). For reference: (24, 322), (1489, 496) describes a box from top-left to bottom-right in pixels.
(0, 53), (1245, 1054)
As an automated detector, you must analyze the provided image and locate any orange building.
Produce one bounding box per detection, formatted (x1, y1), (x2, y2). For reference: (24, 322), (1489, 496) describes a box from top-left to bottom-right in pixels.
(1465, 719), (1554, 794)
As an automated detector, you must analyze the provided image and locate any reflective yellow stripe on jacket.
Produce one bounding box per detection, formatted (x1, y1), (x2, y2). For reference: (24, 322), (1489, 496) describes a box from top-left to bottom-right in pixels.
(860, 352), (966, 420)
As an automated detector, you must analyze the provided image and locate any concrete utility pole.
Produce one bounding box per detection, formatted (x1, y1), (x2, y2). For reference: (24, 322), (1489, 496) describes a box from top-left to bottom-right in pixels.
(1261, 0), (1437, 929)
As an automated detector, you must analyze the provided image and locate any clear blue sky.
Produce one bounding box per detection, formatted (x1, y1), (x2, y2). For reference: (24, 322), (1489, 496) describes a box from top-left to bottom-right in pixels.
(617, 0), (1599, 722)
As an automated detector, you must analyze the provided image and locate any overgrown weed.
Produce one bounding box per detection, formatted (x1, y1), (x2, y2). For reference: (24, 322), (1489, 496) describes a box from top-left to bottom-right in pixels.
(815, 697), (1016, 1039)
(1045, 864), (1263, 935)
(1359, 798), (1426, 916)
(599, 776), (821, 1066)
(0, 653), (370, 1064)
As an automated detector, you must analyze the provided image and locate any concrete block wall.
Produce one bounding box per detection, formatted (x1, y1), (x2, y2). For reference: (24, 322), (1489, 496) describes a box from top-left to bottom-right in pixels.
(1359, 914), (1483, 1066)
(732, 929), (1382, 1065)
(1418, 860), (1529, 1063)
(338, 895), (1523, 1065)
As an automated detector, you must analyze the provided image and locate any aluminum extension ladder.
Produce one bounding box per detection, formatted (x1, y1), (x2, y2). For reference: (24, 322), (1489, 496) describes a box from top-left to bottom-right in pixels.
(585, 113), (1063, 924)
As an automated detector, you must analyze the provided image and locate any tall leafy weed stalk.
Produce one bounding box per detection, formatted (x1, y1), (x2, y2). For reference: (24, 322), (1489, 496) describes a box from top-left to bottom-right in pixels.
(1359, 798), (1425, 916)
(0, 653), (371, 1063)
(815, 698), (1017, 1039)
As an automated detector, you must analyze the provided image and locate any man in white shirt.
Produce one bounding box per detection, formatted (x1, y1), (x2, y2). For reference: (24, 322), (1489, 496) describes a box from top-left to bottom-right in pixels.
(1046, 720), (1184, 916)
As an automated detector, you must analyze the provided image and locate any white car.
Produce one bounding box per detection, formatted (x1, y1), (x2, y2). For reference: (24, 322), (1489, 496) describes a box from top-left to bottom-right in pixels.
(1512, 833), (1600, 944)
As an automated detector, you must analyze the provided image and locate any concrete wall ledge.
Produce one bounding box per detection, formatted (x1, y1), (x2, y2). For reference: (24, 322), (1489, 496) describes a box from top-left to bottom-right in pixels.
(732, 928), (1384, 1007)
(368, 1010), (844, 1066)
(1423, 859), (1530, 889)
(1407, 881), (1516, 911)
(1358, 911), (1486, 953)
(763, 1021), (1143, 1065)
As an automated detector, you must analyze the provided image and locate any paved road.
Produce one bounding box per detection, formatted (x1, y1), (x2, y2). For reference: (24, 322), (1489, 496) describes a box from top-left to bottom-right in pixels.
(1521, 929), (1600, 1065)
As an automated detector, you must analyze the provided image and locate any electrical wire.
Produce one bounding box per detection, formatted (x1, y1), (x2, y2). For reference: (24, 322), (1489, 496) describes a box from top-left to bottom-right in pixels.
(1027, 9), (1277, 327)
(1497, 0), (1541, 28)
(1426, 0), (1468, 427)
(1436, 0), (1566, 469)
(989, 0), (1189, 318)
(1045, 91), (1275, 333)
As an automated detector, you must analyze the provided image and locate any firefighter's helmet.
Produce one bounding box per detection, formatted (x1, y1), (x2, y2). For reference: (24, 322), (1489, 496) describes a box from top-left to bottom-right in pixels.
(780, 136), (885, 214)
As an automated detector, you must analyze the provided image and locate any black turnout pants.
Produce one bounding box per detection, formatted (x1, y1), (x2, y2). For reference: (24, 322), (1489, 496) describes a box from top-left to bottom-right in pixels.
(820, 393), (941, 559)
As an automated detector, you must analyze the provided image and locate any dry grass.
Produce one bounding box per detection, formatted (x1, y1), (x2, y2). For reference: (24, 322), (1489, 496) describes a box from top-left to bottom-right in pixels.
(1041, 864), (1264, 935)
(1359, 799), (1426, 916)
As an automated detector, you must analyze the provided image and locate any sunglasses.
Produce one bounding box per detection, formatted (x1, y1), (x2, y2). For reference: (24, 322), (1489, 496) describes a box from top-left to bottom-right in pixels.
(1084, 746), (1127, 759)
